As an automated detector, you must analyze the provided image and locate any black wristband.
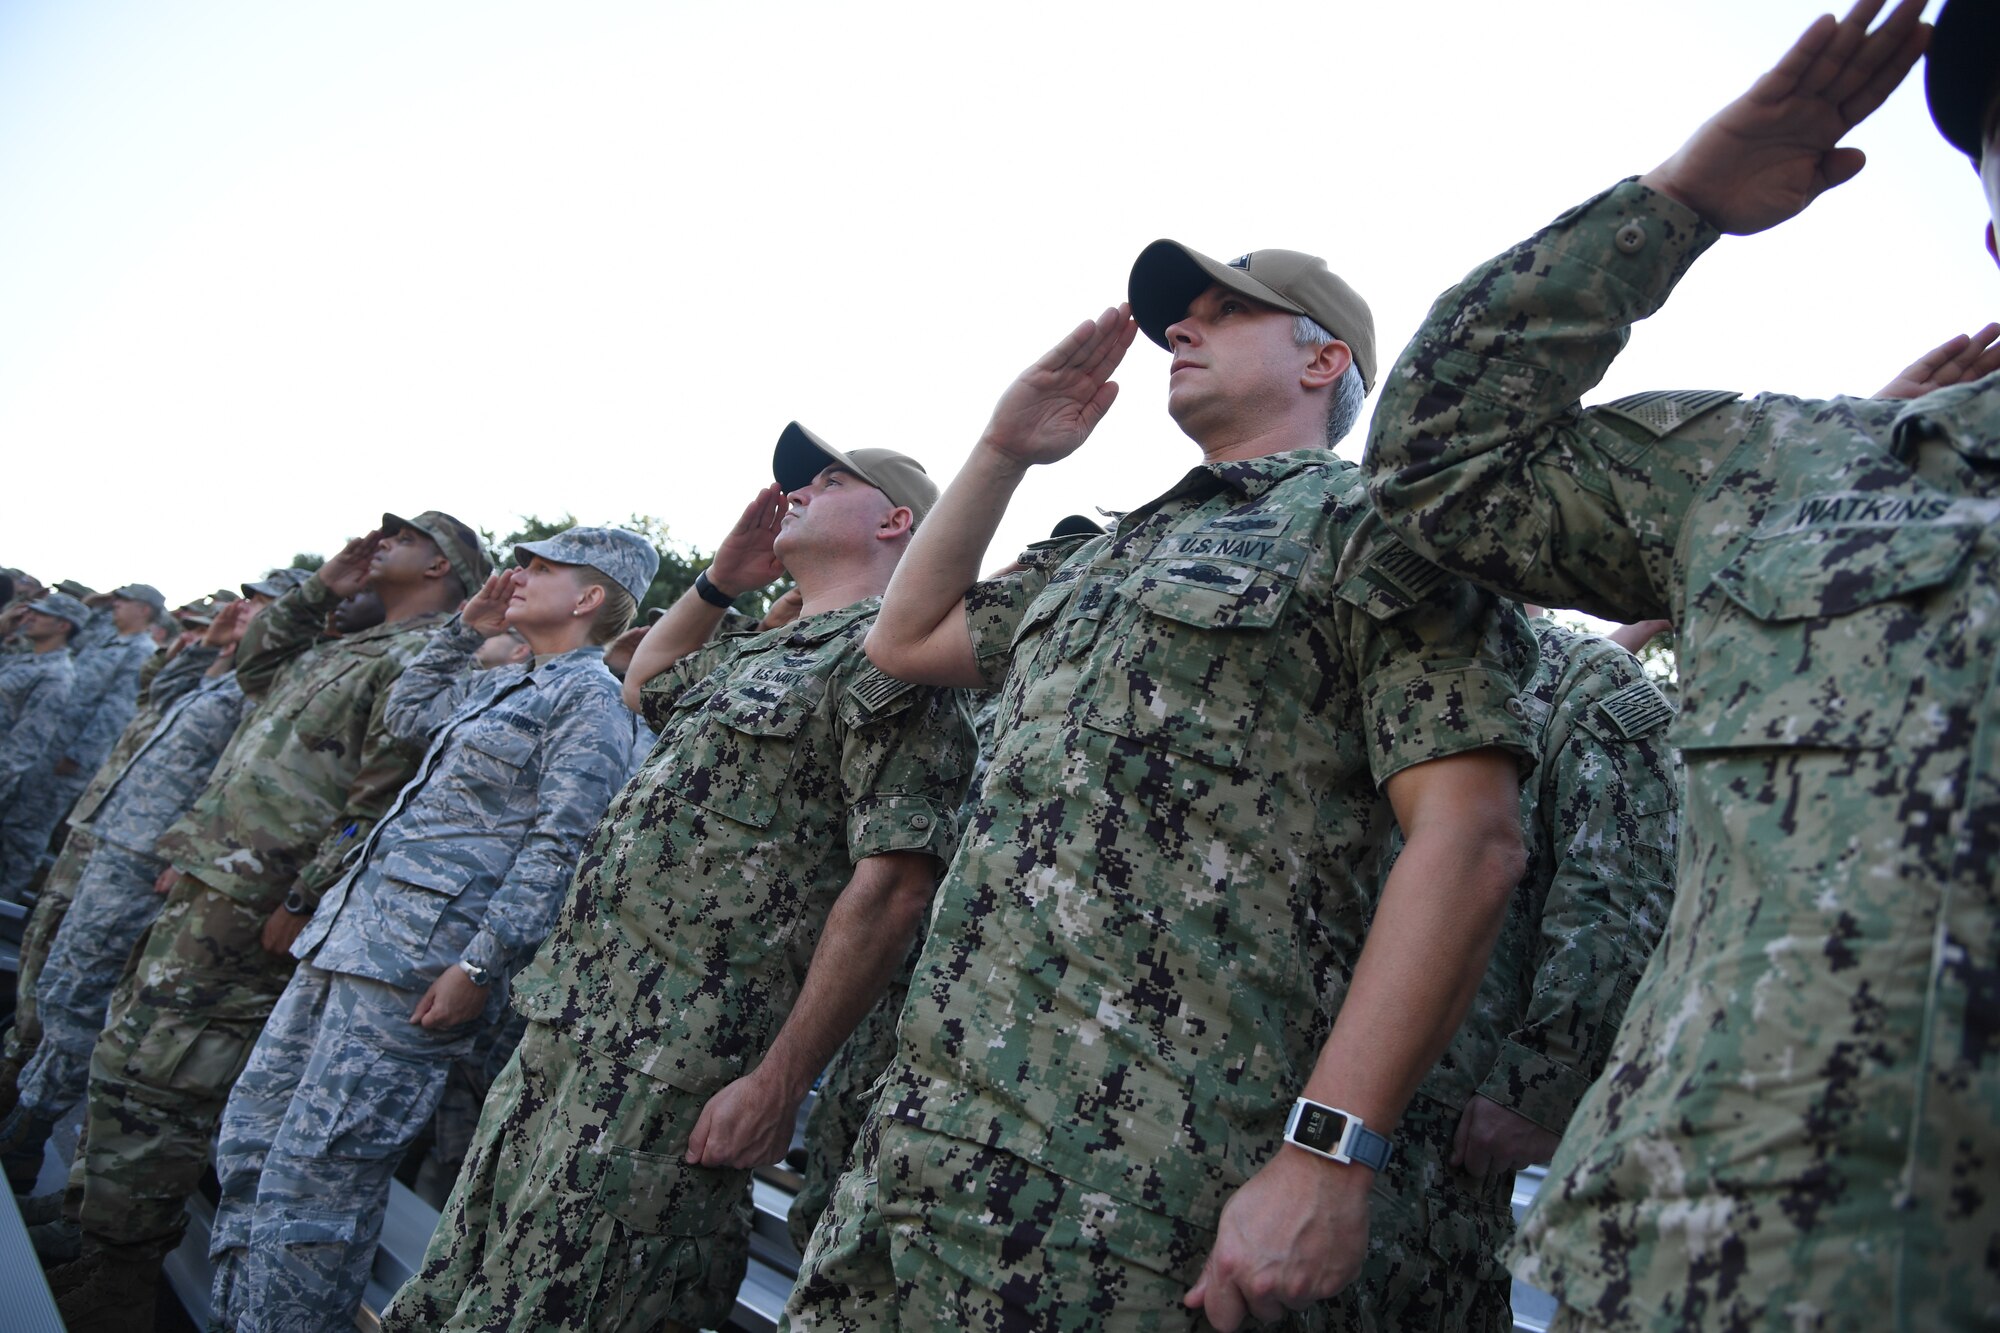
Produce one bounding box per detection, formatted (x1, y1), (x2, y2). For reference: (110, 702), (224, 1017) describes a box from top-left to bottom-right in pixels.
(694, 569), (737, 609)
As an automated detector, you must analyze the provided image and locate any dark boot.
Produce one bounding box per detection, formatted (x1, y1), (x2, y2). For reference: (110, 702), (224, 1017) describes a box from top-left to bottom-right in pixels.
(0, 1103), (55, 1191)
(54, 1246), (162, 1333)
(29, 1214), (80, 1265)
(0, 1055), (21, 1118)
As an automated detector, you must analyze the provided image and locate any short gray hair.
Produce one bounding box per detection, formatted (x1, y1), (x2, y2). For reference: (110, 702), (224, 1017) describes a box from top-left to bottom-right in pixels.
(1293, 314), (1368, 448)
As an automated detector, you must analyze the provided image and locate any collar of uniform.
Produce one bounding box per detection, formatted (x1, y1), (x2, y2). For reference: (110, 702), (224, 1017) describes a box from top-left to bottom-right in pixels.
(526, 643), (607, 680)
(343, 608), (455, 647)
(752, 597), (879, 649)
(1161, 449), (1333, 504)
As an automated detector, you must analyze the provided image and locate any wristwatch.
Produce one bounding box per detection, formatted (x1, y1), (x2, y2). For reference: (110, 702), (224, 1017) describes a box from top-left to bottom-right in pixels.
(693, 569), (737, 609)
(1283, 1098), (1392, 1171)
(458, 958), (494, 987)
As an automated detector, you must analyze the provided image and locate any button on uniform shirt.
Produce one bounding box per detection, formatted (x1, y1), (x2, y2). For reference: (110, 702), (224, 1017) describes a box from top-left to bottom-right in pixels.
(0, 650), (73, 802)
(155, 575), (451, 907)
(297, 622), (647, 999)
(880, 452), (1536, 1231)
(1363, 178), (2000, 1330)
(509, 599), (974, 1094)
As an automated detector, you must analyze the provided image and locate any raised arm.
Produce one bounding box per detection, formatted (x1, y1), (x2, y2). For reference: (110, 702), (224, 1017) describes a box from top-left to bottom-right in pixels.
(866, 305), (1135, 687)
(622, 487), (787, 713)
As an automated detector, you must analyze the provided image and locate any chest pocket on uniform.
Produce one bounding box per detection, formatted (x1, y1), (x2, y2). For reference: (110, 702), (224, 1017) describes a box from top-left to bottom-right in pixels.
(284, 657), (365, 746)
(1674, 516), (1979, 752)
(1081, 549), (1300, 770)
(684, 681), (817, 828)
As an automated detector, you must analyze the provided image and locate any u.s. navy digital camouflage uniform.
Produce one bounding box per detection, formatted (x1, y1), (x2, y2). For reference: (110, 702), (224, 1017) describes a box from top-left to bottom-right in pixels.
(1363, 178), (2000, 1330)
(383, 597), (971, 1333)
(72, 574), (448, 1262)
(0, 645), (75, 897)
(785, 453), (1535, 1332)
(15, 647), (255, 1123)
(1355, 619), (1678, 1332)
(208, 622), (646, 1333)
(784, 692), (997, 1253)
(0, 626), (156, 902)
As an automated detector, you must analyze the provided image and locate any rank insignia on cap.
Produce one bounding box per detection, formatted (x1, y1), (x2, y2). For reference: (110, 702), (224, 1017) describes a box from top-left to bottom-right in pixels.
(1229, 255), (1252, 269)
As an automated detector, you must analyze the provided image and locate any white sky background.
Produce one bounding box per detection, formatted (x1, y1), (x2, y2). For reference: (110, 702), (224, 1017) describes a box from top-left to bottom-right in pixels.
(0, 0), (1990, 606)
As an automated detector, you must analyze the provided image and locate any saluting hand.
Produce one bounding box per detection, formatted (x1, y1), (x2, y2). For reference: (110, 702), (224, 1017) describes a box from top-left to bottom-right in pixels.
(705, 485), (789, 599)
(319, 529), (385, 598)
(460, 571), (518, 638)
(978, 305), (1137, 470)
(201, 598), (256, 650)
(1876, 323), (2000, 399)
(1640, 0), (1928, 235)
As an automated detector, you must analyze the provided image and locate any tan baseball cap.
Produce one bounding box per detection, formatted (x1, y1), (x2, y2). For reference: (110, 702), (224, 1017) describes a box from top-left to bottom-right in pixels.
(773, 422), (938, 526)
(1128, 240), (1377, 391)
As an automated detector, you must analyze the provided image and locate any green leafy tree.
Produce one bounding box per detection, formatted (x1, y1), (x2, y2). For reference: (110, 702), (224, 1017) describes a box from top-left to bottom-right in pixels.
(288, 552), (323, 571)
(482, 514), (782, 618)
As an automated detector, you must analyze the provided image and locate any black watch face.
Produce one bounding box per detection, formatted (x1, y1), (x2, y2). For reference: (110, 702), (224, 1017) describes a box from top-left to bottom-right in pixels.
(1295, 1104), (1351, 1153)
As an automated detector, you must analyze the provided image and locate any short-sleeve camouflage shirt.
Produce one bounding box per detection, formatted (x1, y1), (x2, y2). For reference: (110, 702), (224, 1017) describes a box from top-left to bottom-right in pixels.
(509, 598), (974, 1095)
(879, 451), (1535, 1229)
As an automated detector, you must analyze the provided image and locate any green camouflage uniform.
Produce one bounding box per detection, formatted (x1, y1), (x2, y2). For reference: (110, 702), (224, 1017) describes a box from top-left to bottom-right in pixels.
(72, 573), (446, 1260)
(1363, 178), (2000, 1329)
(786, 453), (1535, 1332)
(1356, 620), (1679, 1331)
(383, 598), (972, 1333)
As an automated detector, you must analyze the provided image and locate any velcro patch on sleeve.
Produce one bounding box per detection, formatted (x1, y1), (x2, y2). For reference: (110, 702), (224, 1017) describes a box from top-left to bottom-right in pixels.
(1594, 677), (1675, 739)
(1370, 538), (1448, 604)
(844, 665), (919, 719)
(1596, 389), (1739, 439)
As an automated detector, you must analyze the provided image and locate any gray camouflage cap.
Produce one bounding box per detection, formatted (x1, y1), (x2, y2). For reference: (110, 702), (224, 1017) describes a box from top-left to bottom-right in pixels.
(381, 510), (494, 596)
(241, 567), (314, 599)
(513, 527), (661, 604)
(27, 593), (91, 633)
(112, 583), (167, 612)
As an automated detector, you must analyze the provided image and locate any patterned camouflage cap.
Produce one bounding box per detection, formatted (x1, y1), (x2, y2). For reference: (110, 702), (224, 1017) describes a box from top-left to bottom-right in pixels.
(1926, 0), (2000, 161)
(773, 422), (939, 525)
(54, 579), (97, 600)
(112, 583), (167, 612)
(1128, 240), (1378, 390)
(513, 526), (661, 604)
(27, 593), (91, 633)
(241, 568), (314, 599)
(381, 510), (494, 595)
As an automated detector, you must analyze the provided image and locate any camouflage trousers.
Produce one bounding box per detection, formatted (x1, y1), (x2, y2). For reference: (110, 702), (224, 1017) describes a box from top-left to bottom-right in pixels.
(1348, 1094), (1516, 1332)
(380, 1020), (752, 1333)
(75, 871), (296, 1257)
(0, 767), (87, 902)
(17, 838), (168, 1118)
(788, 956), (913, 1253)
(784, 1113), (1327, 1333)
(0, 828), (95, 1075)
(431, 1006), (529, 1171)
(209, 964), (479, 1333)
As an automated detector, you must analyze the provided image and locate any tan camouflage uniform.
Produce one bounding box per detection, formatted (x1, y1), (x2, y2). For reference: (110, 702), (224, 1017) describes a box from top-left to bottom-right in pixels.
(383, 598), (972, 1333)
(1355, 620), (1679, 1331)
(1363, 178), (2000, 1329)
(786, 453), (1535, 1331)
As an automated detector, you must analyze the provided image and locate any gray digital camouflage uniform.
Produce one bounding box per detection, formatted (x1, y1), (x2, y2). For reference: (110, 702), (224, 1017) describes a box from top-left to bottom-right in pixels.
(1363, 178), (2000, 1330)
(16, 650), (254, 1121)
(785, 453), (1536, 1332)
(208, 624), (645, 1333)
(0, 627), (156, 901)
(1355, 620), (1678, 1331)
(383, 598), (972, 1333)
(2, 646), (219, 1087)
(73, 573), (447, 1261)
(0, 647), (75, 895)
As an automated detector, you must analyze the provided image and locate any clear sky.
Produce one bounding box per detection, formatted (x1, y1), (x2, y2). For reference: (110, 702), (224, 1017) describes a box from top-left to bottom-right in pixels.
(0, 1), (1988, 605)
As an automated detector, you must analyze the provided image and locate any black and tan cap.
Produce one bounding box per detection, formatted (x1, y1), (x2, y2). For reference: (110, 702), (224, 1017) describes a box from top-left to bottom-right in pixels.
(1128, 240), (1377, 391)
(380, 510), (495, 594)
(1927, 0), (2000, 162)
(773, 422), (939, 526)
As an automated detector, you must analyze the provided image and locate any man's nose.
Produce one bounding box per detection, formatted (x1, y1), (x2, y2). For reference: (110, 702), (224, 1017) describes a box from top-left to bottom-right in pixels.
(1163, 315), (1198, 346)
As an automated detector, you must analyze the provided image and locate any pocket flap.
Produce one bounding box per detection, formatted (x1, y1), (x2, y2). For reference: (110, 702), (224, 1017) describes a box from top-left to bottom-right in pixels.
(1130, 566), (1292, 631)
(596, 1144), (743, 1238)
(379, 845), (472, 896)
(272, 1211), (360, 1247)
(462, 723), (535, 766)
(1715, 519), (1977, 622)
(712, 682), (815, 739)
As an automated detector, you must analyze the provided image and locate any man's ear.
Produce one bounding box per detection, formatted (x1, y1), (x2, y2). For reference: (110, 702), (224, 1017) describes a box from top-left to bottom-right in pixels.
(1301, 339), (1353, 391)
(876, 506), (916, 542)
